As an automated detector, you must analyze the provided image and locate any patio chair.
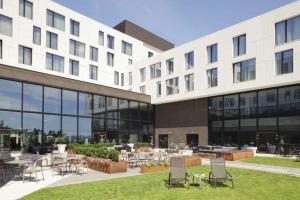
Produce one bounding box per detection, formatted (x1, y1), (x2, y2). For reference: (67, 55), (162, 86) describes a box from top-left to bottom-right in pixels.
(51, 156), (68, 177)
(209, 159), (234, 188)
(168, 157), (189, 188)
(22, 158), (45, 183)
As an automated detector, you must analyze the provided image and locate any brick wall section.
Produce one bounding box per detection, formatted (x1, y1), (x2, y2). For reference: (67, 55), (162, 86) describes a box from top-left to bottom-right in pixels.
(155, 98), (208, 147)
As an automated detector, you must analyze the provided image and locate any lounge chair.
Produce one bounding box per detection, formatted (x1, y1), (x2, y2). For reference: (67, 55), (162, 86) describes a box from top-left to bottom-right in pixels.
(168, 157), (189, 188)
(209, 158), (234, 188)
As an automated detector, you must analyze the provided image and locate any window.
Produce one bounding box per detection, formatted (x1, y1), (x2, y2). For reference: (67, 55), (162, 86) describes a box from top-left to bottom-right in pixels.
(185, 51), (194, 69)
(128, 72), (132, 86)
(233, 34), (246, 57)
(69, 39), (85, 58)
(207, 68), (218, 88)
(0, 0), (3, 9)
(166, 58), (174, 75)
(157, 81), (161, 97)
(122, 41), (132, 56)
(275, 49), (293, 75)
(207, 44), (218, 63)
(46, 31), (58, 50)
(107, 35), (114, 49)
(89, 65), (98, 80)
(46, 53), (64, 72)
(0, 40), (2, 59)
(140, 86), (146, 94)
(89, 46), (98, 62)
(18, 45), (32, 65)
(46, 10), (65, 31)
(166, 77), (179, 95)
(233, 58), (256, 83)
(140, 68), (146, 82)
(185, 74), (194, 92)
(70, 19), (79, 36)
(69, 59), (79, 76)
(128, 59), (133, 65)
(150, 62), (161, 79)
(275, 15), (300, 45)
(148, 51), (153, 57)
(0, 14), (12, 36)
(107, 52), (114, 66)
(19, 0), (32, 19)
(99, 31), (104, 46)
(114, 71), (119, 85)
(121, 73), (124, 86)
(33, 26), (41, 45)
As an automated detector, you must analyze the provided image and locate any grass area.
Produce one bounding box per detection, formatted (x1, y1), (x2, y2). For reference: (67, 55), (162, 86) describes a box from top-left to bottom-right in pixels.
(22, 166), (300, 200)
(241, 157), (300, 169)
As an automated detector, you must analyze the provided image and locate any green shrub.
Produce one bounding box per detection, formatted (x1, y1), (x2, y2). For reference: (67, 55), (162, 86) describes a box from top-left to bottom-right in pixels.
(68, 143), (119, 162)
(135, 142), (150, 148)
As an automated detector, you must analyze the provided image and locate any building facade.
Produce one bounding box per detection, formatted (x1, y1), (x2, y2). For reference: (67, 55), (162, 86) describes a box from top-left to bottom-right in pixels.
(0, 0), (299, 152)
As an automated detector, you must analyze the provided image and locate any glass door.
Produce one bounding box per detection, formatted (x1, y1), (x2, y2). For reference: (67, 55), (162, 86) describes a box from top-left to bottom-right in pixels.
(0, 130), (23, 153)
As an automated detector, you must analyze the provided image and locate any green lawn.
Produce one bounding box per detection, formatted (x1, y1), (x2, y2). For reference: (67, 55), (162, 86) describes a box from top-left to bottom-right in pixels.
(241, 157), (300, 169)
(22, 166), (300, 200)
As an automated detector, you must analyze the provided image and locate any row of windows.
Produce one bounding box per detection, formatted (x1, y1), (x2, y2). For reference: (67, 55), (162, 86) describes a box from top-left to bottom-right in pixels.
(142, 48), (294, 97)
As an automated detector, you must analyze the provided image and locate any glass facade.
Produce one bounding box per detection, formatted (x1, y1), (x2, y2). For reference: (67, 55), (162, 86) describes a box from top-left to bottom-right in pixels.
(208, 84), (300, 148)
(0, 78), (154, 153)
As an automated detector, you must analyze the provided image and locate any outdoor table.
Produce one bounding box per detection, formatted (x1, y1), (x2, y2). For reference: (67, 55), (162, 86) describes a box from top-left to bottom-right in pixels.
(192, 173), (207, 188)
(5, 160), (33, 166)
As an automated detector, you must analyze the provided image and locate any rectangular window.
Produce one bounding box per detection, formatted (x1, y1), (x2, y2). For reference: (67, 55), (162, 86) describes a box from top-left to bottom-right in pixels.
(46, 10), (65, 31)
(0, 0), (3, 9)
(70, 19), (79, 36)
(140, 68), (146, 82)
(46, 31), (58, 50)
(121, 73), (124, 86)
(140, 85), (146, 94)
(128, 59), (133, 65)
(148, 51), (153, 57)
(107, 35), (114, 49)
(89, 65), (98, 80)
(33, 26), (41, 45)
(69, 59), (79, 76)
(0, 40), (2, 59)
(185, 51), (194, 69)
(276, 15), (300, 45)
(122, 41), (132, 56)
(128, 72), (132, 86)
(275, 49), (293, 75)
(185, 74), (194, 92)
(18, 45), (32, 65)
(0, 14), (12, 36)
(114, 71), (119, 85)
(166, 58), (174, 75)
(107, 52), (114, 66)
(99, 31), (104, 46)
(46, 53), (64, 72)
(207, 68), (218, 87)
(166, 77), (179, 95)
(207, 43), (218, 63)
(69, 39), (85, 58)
(233, 34), (246, 57)
(150, 62), (161, 79)
(89, 46), (98, 62)
(233, 58), (256, 83)
(19, 0), (33, 19)
(157, 81), (161, 97)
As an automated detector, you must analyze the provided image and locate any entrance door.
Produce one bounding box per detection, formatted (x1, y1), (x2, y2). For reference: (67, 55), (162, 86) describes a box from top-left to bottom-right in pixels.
(186, 134), (199, 147)
(0, 130), (22, 153)
(159, 134), (168, 148)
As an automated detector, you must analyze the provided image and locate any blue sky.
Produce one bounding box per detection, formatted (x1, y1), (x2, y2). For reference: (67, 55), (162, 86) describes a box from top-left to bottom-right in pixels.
(54, 0), (295, 46)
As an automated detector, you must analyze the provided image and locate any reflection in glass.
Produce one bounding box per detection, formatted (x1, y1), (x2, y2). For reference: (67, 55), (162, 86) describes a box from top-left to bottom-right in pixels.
(209, 97), (223, 119)
(23, 83), (43, 112)
(44, 114), (61, 144)
(278, 86), (300, 115)
(140, 103), (148, 121)
(240, 92), (256, 117)
(224, 95), (238, 118)
(0, 111), (21, 130)
(129, 121), (139, 143)
(23, 113), (42, 151)
(62, 90), (77, 115)
(93, 95), (106, 118)
(119, 99), (129, 120)
(62, 116), (77, 144)
(44, 87), (61, 114)
(78, 117), (91, 144)
(106, 119), (118, 143)
(79, 93), (92, 116)
(107, 97), (118, 119)
(0, 79), (22, 110)
(130, 101), (139, 120)
(258, 89), (277, 116)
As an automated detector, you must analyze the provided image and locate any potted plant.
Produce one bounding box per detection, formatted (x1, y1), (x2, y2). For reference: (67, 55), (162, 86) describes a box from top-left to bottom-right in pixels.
(127, 137), (135, 152)
(55, 136), (66, 154)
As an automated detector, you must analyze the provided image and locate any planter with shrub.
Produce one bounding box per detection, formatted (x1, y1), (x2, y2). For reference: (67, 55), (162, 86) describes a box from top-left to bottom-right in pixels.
(222, 149), (254, 161)
(140, 162), (169, 173)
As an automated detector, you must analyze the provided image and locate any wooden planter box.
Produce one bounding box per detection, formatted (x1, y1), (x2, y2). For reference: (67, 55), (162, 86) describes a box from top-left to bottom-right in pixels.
(87, 158), (127, 174)
(140, 165), (169, 173)
(183, 156), (202, 167)
(222, 150), (254, 161)
(136, 147), (152, 152)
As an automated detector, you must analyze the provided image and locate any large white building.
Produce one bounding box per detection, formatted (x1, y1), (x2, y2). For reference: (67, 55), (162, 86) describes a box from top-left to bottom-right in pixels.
(0, 0), (299, 151)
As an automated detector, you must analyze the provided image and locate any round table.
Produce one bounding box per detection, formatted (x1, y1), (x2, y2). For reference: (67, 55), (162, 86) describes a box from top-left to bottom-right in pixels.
(192, 173), (207, 188)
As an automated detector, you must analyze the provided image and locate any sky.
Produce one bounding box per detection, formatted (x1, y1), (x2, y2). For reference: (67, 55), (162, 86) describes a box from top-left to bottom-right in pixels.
(54, 0), (296, 46)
